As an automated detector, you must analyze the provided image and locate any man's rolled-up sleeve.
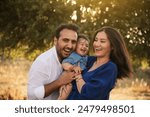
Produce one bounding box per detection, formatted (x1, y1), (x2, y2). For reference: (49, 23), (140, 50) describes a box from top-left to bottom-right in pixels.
(27, 60), (49, 100)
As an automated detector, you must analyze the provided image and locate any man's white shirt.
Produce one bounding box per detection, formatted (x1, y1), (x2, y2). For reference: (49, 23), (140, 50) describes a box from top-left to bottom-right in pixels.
(27, 46), (63, 100)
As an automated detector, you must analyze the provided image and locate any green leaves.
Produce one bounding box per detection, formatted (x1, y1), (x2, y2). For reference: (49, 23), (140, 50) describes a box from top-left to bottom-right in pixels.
(0, 0), (150, 65)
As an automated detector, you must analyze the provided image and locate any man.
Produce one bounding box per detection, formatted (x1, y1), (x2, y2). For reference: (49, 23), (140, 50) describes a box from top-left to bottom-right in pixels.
(27, 23), (79, 99)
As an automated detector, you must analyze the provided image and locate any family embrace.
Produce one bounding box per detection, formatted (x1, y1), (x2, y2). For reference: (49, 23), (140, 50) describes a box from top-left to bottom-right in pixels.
(27, 23), (133, 100)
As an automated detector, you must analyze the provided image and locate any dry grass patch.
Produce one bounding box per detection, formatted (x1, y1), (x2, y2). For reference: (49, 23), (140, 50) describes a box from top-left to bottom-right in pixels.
(0, 59), (30, 100)
(0, 59), (150, 100)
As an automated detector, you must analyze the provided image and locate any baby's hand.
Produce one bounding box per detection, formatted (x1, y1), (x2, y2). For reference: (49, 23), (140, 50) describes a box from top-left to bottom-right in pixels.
(62, 63), (74, 71)
(58, 83), (72, 100)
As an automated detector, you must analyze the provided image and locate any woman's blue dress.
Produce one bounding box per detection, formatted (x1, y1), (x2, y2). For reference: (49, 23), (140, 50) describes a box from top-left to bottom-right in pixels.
(67, 56), (118, 100)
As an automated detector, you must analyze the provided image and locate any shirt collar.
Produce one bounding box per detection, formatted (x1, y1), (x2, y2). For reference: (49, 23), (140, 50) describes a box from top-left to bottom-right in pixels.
(53, 46), (62, 68)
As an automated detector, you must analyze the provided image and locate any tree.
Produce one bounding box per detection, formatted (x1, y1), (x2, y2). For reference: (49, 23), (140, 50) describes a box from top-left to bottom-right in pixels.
(73, 0), (150, 65)
(0, 0), (150, 66)
(0, 0), (75, 58)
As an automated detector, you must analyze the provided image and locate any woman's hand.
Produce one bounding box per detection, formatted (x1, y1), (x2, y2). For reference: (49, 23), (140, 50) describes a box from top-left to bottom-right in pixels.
(73, 66), (82, 75)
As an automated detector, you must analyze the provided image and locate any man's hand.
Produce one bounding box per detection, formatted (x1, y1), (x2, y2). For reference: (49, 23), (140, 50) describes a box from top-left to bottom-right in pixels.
(58, 71), (75, 85)
(44, 71), (75, 98)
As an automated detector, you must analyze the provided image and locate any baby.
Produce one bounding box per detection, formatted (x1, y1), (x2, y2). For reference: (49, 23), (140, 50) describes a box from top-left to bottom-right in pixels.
(58, 34), (90, 99)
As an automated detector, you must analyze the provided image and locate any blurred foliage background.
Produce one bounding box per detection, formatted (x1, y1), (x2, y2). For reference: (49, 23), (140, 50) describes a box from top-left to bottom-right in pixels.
(0, 0), (150, 100)
(0, 0), (150, 68)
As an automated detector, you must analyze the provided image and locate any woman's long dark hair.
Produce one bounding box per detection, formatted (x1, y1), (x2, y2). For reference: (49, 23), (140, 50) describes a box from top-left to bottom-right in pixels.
(93, 26), (133, 79)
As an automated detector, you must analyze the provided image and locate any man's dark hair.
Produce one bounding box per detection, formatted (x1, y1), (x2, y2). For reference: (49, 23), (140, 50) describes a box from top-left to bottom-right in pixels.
(55, 23), (79, 39)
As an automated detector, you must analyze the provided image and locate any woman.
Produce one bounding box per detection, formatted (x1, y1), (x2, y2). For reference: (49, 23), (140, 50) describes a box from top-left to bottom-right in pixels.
(67, 26), (133, 100)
